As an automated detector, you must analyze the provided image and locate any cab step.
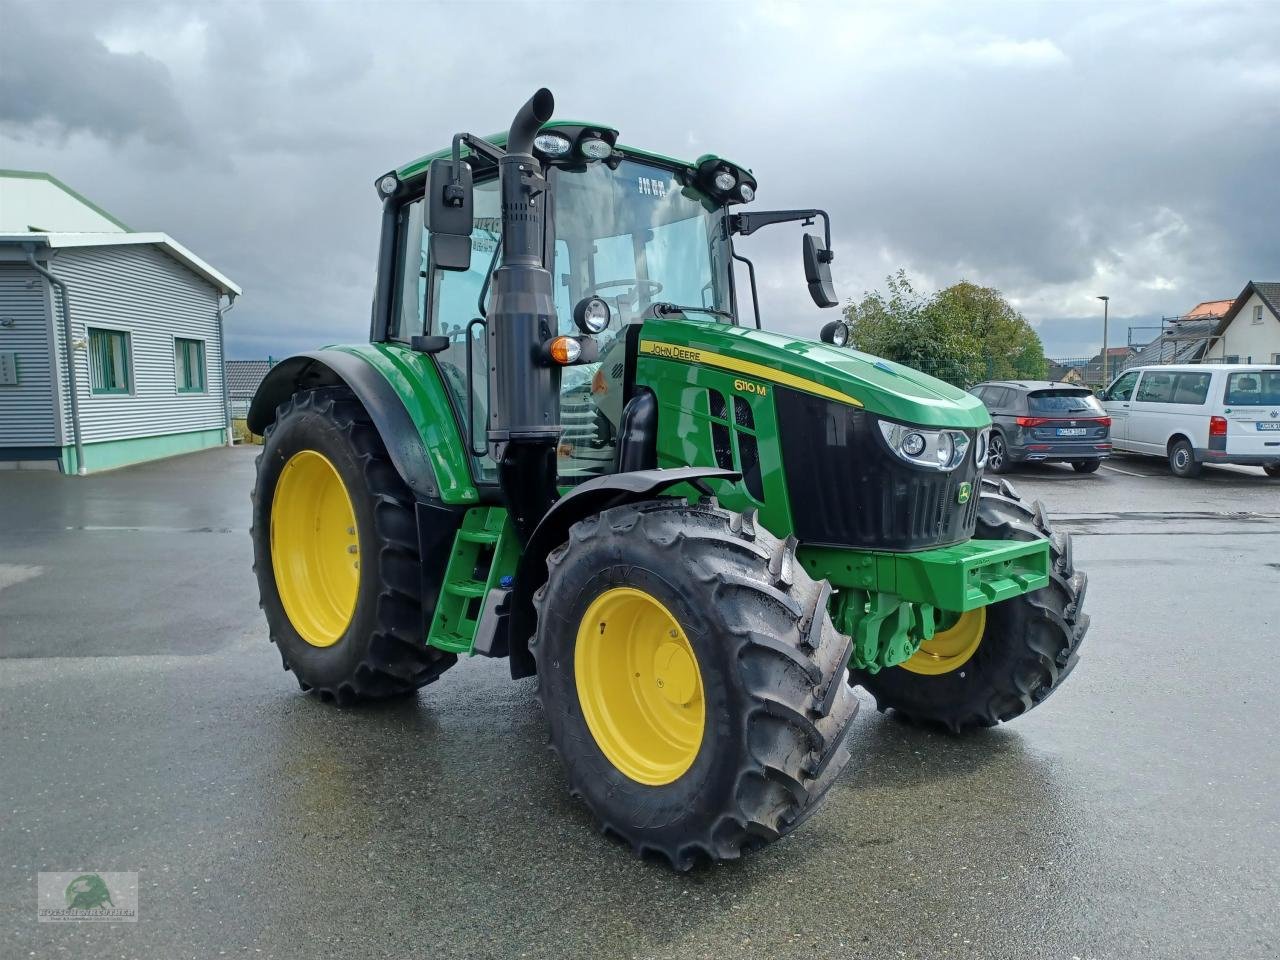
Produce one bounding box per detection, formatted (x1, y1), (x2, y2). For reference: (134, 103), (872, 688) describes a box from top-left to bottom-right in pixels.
(426, 506), (518, 656)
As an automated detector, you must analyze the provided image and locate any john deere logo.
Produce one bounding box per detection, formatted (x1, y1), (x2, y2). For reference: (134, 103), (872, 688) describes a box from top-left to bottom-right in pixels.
(957, 482), (972, 505)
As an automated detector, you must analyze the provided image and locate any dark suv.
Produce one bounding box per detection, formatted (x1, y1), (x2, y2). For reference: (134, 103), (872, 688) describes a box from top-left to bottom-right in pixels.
(969, 380), (1112, 474)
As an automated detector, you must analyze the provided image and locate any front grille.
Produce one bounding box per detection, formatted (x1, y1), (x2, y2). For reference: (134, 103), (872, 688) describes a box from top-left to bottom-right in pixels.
(775, 387), (981, 551)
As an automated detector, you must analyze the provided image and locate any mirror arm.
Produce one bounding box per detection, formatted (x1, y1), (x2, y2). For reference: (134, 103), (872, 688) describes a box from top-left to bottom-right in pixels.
(731, 209), (833, 253)
(445, 133), (506, 208)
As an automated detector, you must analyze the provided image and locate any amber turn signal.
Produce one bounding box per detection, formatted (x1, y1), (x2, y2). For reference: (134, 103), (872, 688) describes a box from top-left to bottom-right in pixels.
(547, 336), (582, 365)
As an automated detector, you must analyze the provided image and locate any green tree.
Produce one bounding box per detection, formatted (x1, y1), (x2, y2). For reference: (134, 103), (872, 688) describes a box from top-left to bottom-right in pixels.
(842, 272), (1046, 386)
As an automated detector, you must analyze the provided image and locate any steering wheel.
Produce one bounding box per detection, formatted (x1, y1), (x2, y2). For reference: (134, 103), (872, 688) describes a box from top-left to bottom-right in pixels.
(587, 278), (664, 297)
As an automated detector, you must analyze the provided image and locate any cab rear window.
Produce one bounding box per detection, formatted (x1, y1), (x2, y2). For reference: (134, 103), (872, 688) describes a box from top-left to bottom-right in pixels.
(1027, 390), (1103, 415)
(1225, 370), (1280, 406)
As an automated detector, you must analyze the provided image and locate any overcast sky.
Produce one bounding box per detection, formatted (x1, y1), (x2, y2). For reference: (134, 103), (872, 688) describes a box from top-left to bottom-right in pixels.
(3, 0), (1277, 360)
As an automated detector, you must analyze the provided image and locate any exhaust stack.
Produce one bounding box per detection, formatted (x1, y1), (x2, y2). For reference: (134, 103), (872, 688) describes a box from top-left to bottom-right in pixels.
(487, 88), (561, 538)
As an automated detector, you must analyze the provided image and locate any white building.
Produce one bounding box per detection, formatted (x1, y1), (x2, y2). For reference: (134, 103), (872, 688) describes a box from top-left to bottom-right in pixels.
(1203, 282), (1280, 365)
(0, 169), (241, 473)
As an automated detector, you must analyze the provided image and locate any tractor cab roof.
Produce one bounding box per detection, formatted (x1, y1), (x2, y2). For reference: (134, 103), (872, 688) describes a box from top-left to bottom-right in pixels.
(384, 120), (752, 199)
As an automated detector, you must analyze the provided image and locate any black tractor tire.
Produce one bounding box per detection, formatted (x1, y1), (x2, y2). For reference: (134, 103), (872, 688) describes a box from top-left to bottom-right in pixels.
(1168, 438), (1202, 478)
(850, 477), (1088, 733)
(532, 499), (859, 869)
(1262, 463), (1280, 479)
(250, 386), (456, 704)
(987, 431), (1011, 474)
(1072, 458), (1102, 474)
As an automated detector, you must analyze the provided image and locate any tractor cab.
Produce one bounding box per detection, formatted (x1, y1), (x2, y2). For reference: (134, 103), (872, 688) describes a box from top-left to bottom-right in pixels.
(372, 118), (839, 495)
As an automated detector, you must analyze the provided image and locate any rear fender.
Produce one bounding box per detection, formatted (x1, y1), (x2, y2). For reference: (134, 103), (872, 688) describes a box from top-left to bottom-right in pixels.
(506, 466), (740, 678)
(248, 347), (478, 504)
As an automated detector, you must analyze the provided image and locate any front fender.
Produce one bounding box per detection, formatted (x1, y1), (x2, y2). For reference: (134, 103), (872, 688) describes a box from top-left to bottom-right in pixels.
(506, 466), (740, 678)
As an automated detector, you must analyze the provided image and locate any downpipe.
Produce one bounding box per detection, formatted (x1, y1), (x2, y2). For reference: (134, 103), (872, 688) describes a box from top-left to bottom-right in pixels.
(25, 247), (85, 474)
(216, 294), (237, 446)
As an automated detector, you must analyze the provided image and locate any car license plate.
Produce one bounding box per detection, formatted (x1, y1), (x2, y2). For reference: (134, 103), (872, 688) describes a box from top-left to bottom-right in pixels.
(1257, 422), (1280, 431)
(1057, 428), (1087, 436)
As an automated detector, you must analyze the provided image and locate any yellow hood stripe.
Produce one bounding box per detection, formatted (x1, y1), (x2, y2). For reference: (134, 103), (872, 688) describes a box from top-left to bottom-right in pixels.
(638, 341), (863, 408)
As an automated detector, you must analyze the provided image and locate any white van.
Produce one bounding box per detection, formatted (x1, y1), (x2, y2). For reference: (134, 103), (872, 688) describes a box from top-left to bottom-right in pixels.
(1099, 364), (1280, 478)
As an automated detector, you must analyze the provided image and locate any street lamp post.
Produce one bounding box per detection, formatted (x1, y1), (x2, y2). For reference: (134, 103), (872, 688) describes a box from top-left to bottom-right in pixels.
(1096, 295), (1110, 384)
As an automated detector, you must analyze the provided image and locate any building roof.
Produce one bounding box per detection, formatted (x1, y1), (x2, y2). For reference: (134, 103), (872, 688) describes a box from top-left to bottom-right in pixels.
(1214, 281), (1280, 335)
(0, 232), (241, 297)
(1124, 318), (1217, 369)
(225, 360), (274, 397)
(0, 169), (131, 232)
(1185, 299), (1234, 319)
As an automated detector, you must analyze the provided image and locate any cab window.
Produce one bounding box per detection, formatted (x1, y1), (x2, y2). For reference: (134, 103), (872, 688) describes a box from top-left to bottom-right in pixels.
(391, 178), (502, 482)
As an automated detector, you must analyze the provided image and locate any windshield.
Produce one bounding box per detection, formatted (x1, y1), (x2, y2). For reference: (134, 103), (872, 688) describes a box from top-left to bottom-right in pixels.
(1225, 370), (1280, 405)
(550, 158), (733, 335)
(1028, 389), (1105, 415)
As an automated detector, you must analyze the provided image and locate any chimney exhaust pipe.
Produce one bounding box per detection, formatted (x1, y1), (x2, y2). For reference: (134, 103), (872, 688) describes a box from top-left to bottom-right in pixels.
(506, 88), (555, 156)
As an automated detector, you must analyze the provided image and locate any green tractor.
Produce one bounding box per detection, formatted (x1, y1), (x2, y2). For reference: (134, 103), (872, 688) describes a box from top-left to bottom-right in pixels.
(249, 89), (1088, 868)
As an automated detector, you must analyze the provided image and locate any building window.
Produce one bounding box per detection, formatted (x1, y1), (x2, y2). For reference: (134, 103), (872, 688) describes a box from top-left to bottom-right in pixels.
(1254, 305), (1264, 325)
(88, 328), (132, 395)
(175, 338), (206, 393)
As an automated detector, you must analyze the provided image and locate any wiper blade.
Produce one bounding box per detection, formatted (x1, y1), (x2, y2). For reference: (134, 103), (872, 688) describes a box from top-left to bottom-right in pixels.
(651, 302), (734, 321)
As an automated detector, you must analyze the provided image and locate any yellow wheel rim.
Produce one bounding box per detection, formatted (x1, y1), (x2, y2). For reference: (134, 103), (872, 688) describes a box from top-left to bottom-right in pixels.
(902, 607), (986, 676)
(574, 587), (705, 786)
(270, 450), (360, 648)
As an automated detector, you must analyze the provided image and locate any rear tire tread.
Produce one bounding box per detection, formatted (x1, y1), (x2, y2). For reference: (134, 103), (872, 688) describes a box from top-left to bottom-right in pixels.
(251, 387), (455, 705)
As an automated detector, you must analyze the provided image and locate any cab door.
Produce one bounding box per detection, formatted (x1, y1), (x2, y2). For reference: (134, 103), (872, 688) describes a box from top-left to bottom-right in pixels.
(1101, 370), (1140, 445)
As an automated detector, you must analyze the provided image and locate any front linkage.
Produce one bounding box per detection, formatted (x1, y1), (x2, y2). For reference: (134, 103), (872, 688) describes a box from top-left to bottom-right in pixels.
(807, 535), (1051, 672)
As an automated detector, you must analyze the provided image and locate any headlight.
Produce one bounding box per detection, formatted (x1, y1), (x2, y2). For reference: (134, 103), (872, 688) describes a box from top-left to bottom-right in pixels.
(579, 137), (612, 160)
(533, 133), (572, 156)
(738, 183), (755, 202)
(573, 296), (611, 334)
(877, 420), (973, 471)
(974, 428), (990, 468)
(713, 170), (736, 192)
(377, 174), (398, 196)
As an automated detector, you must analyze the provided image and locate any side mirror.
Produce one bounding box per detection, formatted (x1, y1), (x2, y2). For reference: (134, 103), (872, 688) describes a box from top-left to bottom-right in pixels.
(803, 233), (837, 308)
(427, 156), (473, 272)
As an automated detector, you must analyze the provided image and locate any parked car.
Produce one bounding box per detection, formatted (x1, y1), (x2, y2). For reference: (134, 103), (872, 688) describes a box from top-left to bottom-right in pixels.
(968, 380), (1112, 474)
(1099, 364), (1280, 478)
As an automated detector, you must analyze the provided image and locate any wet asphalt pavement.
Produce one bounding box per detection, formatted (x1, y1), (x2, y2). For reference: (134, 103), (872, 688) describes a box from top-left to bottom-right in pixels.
(2, 448), (1277, 959)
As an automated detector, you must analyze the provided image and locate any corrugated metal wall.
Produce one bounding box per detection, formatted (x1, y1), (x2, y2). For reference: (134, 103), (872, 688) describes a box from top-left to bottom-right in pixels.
(49, 245), (226, 443)
(0, 263), (59, 445)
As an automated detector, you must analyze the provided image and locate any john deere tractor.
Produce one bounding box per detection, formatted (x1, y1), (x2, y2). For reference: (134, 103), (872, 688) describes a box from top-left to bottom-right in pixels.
(249, 89), (1088, 868)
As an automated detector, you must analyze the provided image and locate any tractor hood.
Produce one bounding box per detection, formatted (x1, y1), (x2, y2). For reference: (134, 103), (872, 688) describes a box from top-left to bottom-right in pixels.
(636, 319), (991, 429)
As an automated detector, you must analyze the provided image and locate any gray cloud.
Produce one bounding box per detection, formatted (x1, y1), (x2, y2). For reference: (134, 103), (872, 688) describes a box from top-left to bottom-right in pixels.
(0, 1), (193, 147)
(1, 0), (1276, 362)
